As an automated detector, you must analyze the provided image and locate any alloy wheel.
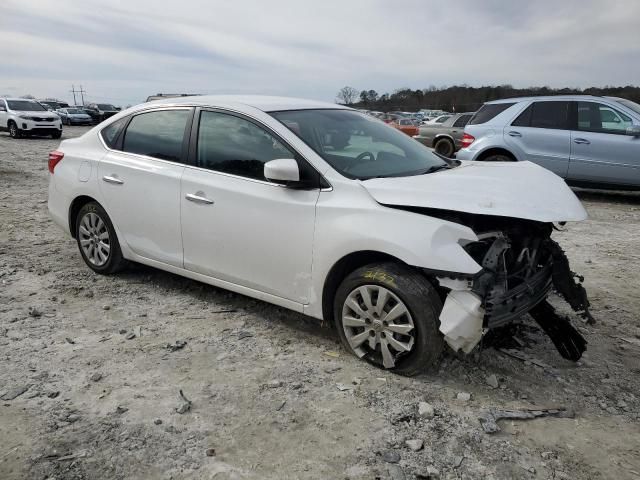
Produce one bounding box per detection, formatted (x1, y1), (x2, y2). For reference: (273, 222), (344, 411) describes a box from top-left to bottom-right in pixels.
(341, 285), (415, 368)
(78, 212), (111, 267)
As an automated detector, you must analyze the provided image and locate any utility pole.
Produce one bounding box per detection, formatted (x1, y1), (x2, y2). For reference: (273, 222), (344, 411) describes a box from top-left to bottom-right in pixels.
(70, 85), (77, 105)
(79, 85), (86, 106)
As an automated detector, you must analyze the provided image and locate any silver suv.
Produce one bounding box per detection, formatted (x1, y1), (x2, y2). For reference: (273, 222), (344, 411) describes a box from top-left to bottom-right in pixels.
(456, 95), (640, 190)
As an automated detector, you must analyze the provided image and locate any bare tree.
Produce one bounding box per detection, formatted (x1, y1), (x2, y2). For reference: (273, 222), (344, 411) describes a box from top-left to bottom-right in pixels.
(336, 86), (358, 105)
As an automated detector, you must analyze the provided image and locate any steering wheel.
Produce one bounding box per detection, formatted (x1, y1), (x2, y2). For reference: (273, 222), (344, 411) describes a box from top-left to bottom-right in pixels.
(344, 151), (376, 173)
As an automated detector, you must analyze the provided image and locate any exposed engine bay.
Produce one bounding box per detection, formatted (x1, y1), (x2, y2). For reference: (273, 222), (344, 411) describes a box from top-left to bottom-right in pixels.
(413, 208), (593, 361)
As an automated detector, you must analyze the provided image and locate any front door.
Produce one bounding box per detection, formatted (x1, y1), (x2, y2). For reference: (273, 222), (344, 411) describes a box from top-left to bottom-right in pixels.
(97, 108), (191, 267)
(568, 101), (640, 187)
(181, 109), (319, 304)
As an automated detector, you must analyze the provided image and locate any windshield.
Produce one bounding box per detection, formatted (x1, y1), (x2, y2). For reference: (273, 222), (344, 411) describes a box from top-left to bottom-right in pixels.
(271, 109), (446, 179)
(66, 108), (84, 114)
(615, 98), (640, 116)
(7, 100), (46, 112)
(97, 104), (116, 110)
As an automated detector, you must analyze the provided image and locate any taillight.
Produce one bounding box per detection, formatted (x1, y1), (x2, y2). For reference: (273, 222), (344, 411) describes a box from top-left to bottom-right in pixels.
(48, 150), (64, 173)
(461, 133), (475, 149)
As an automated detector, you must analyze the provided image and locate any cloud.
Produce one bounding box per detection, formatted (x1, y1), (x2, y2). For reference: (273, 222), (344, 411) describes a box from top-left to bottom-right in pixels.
(1, 0), (638, 105)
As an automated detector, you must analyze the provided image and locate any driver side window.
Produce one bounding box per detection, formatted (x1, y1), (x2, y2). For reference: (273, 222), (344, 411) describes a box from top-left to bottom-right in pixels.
(577, 102), (632, 134)
(197, 111), (294, 180)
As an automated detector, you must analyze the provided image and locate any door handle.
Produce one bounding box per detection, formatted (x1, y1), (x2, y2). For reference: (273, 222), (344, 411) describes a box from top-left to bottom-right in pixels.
(102, 175), (123, 185)
(185, 193), (214, 205)
(508, 131), (522, 137)
(574, 138), (591, 145)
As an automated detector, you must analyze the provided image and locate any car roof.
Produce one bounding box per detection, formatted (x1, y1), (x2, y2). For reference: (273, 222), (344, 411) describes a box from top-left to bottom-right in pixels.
(142, 95), (348, 113)
(3, 98), (41, 101)
(485, 95), (607, 105)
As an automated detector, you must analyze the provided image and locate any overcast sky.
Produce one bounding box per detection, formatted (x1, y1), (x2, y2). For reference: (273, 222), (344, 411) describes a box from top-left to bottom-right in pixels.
(2, 0), (639, 106)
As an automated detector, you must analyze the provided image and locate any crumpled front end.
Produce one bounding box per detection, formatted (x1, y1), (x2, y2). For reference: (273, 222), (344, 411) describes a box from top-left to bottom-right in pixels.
(435, 217), (591, 360)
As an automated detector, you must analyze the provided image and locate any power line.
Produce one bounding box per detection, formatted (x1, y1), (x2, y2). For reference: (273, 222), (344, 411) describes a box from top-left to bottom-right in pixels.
(70, 85), (87, 105)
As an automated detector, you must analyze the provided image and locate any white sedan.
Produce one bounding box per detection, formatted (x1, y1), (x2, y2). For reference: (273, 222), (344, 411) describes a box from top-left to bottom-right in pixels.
(48, 95), (593, 375)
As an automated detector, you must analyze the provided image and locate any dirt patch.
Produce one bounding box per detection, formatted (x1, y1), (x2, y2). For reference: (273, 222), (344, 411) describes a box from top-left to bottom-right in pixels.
(1, 127), (639, 479)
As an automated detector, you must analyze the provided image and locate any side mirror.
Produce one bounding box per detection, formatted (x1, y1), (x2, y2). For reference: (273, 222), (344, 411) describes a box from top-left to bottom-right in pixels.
(264, 158), (300, 184)
(626, 125), (640, 137)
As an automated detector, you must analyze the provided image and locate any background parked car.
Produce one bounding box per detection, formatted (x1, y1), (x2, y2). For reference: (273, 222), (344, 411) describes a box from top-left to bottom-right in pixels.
(456, 95), (640, 190)
(56, 107), (94, 126)
(422, 114), (452, 125)
(390, 117), (420, 136)
(413, 112), (474, 157)
(0, 98), (63, 138)
(84, 103), (120, 124)
(39, 100), (70, 111)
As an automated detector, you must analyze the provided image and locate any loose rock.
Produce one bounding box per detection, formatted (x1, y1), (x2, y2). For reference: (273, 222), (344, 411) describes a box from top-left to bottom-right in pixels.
(457, 392), (471, 402)
(90, 372), (102, 382)
(381, 450), (401, 463)
(405, 439), (423, 451)
(418, 401), (435, 419)
(486, 374), (499, 389)
(1, 384), (31, 400)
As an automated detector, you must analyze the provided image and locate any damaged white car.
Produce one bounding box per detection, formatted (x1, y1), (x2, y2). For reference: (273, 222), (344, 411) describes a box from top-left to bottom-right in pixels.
(48, 96), (592, 376)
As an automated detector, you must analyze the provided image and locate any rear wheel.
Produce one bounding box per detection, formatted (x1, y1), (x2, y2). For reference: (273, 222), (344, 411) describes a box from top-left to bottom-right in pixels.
(8, 121), (21, 139)
(480, 153), (515, 162)
(75, 202), (126, 274)
(434, 138), (455, 158)
(334, 262), (443, 376)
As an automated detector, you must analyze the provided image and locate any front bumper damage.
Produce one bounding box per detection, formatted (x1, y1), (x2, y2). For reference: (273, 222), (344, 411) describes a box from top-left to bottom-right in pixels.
(436, 231), (592, 361)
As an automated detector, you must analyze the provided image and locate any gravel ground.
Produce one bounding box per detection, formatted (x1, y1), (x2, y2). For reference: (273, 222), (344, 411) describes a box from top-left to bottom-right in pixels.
(1, 126), (640, 480)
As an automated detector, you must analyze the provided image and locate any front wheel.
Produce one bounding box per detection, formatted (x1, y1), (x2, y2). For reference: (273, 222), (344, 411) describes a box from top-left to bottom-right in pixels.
(334, 262), (443, 376)
(8, 121), (21, 139)
(76, 202), (126, 274)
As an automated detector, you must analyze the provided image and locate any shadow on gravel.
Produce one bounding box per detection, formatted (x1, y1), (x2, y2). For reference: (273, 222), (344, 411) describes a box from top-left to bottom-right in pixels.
(573, 187), (640, 205)
(120, 262), (336, 341)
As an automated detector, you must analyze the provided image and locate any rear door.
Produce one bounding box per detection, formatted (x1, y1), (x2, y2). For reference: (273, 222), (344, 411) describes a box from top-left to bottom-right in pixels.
(504, 101), (572, 177)
(568, 101), (640, 187)
(97, 108), (192, 267)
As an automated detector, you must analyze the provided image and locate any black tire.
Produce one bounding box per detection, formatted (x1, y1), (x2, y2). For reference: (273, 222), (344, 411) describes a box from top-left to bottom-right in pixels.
(51, 131), (62, 139)
(8, 121), (21, 139)
(75, 202), (126, 274)
(480, 154), (515, 162)
(434, 138), (455, 158)
(334, 262), (443, 376)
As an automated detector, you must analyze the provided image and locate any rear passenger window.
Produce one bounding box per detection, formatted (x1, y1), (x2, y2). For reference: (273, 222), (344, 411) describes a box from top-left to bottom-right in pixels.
(529, 101), (570, 129)
(122, 110), (190, 162)
(100, 117), (128, 148)
(453, 114), (472, 128)
(468, 103), (515, 125)
(511, 105), (533, 126)
(197, 111), (294, 180)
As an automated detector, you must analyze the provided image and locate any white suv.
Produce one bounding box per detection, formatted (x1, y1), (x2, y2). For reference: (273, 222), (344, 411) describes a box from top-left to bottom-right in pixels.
(48, 95), (593, 375)
(0, 98), (63, 139)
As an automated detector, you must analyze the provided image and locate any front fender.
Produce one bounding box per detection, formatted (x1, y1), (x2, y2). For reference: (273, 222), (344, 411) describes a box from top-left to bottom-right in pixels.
(305, 189), (482, 319)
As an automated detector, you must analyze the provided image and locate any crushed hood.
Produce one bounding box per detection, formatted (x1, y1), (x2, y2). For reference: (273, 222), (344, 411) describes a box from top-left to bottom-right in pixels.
(362, 161), (587, 223)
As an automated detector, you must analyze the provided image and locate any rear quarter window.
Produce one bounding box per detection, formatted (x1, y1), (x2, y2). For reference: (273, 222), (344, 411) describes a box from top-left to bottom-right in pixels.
(100, 117), (129, 149)
(468, 103), (515, 125)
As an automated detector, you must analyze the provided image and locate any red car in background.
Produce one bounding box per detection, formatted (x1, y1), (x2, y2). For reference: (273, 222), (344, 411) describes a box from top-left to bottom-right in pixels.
(390, 117), (419, 136)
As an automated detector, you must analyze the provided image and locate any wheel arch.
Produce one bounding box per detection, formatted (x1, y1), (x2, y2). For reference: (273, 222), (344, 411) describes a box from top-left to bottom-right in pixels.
(321, 250), (411, 327)
(476, 147), (518, 161)
(68, 195), (99, 238)
(431, 134), (454, 148)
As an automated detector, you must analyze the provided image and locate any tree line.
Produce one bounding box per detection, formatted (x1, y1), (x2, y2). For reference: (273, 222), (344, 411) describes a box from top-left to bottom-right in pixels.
(336, 85), (640, 112)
